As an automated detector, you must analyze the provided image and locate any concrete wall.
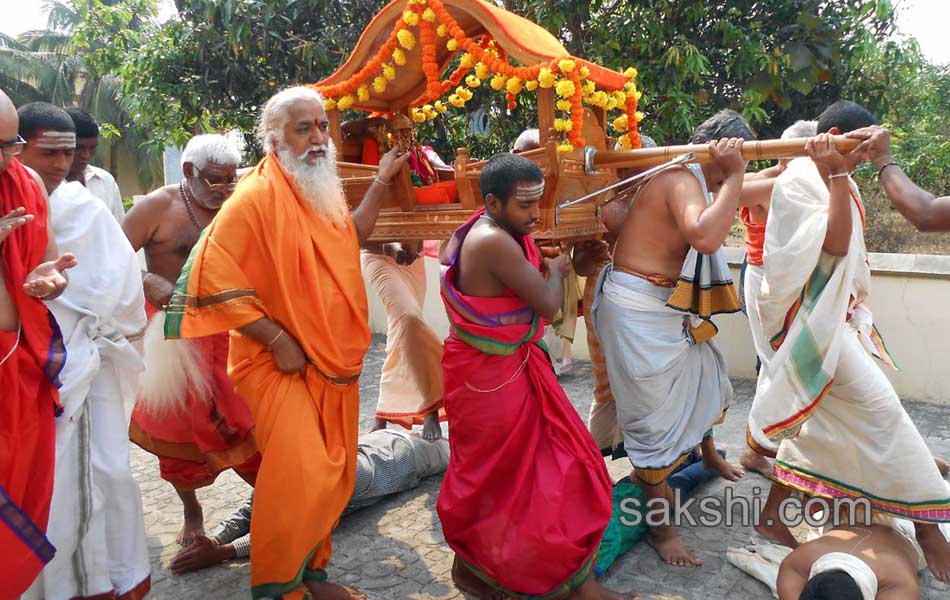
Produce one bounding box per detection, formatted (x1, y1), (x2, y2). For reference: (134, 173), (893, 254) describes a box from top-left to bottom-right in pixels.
(364, 249), (950, 405)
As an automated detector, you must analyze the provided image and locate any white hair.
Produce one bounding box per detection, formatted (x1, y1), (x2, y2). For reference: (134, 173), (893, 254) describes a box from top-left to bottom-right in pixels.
(781, 120), (818, 139)
(258, 86), (325, 154)
(512, 128), (540, 153)
(180, 134), (241, 170)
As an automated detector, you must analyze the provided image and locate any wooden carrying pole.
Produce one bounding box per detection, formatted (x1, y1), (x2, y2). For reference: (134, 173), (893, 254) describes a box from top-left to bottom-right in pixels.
(588, 135), (862, 172)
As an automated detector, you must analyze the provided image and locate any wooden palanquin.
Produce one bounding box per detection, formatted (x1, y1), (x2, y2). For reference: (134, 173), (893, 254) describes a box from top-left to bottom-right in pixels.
(316, 0), (632, 243)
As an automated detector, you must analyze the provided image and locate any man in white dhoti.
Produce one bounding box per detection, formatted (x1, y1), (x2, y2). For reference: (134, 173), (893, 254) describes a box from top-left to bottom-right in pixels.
(592, 110), (750, 567)
(747, 100), (950, 583)
(17, 102), (151, 599)
(362, 240), (445, 441)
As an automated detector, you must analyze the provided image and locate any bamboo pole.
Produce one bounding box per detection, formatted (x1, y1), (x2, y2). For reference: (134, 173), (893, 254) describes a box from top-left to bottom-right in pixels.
(588, 135), (861, 172)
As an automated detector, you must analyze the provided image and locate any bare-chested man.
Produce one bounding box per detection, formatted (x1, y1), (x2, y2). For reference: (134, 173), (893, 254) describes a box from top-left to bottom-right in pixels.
(438, 153), (634, 599)
(777, 519), (948, 599)
(122, 134), (261, 550)
(591, 110), (753, 567)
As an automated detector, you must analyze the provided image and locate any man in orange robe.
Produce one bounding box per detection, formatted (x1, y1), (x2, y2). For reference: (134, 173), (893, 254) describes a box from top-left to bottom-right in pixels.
(0, 88), (76, 596)
(164, 86), (408, 600)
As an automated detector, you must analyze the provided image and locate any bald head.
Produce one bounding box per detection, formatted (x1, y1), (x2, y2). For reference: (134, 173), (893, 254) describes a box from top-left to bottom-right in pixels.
(0, 89), (18, 173)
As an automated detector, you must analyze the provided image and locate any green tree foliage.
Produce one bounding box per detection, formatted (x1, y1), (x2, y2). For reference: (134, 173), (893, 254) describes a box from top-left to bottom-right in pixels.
(64, 0), (947, 202)
(0, 1), (162, 188)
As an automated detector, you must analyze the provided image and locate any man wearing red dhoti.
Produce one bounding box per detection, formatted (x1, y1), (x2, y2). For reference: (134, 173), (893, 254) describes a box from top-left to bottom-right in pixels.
(437, 153), (633, 600)
(122, 134), (261, 548)
(0, 89), (75, 597)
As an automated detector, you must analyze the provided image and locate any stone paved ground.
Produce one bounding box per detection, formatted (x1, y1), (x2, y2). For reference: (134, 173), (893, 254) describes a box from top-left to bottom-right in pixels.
(136, 336), (950, 599)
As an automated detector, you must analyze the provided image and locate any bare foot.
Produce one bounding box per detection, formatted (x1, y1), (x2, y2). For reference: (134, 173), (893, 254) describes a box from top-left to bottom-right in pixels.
(422, 412), (443, 441)
(740, 447), (774, 480)
(935, 456), (949, 477)
(569, 578), (639, 599)
(647, 524), (702, 567)
(702, 447), (744, 482)
(304, 580), (369, 600)
(373, 417), (388, 432)
(451, 556), (510, 599)
(169, 535), (234, 574)
(177, 490), (204, 546)
(917, 523), (950, 584)
(753, 519), (800, 548)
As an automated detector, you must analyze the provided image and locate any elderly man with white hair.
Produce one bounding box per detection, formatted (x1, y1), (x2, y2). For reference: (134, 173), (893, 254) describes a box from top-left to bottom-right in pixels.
(123, 133), (263, 555)
(160, 87), (408, 600)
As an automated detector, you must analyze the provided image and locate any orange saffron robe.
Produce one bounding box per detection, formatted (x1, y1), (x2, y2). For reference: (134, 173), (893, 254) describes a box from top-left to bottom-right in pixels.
(164, 154), (370, 599)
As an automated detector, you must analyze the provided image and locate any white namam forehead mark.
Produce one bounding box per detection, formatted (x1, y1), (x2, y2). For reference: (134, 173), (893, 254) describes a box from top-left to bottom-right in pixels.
(33, 131), (76, 149)
(514, 181), (545, 201)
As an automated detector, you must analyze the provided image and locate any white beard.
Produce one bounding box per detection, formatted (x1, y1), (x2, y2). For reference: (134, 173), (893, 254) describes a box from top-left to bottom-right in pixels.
(276, 141), (349, 227)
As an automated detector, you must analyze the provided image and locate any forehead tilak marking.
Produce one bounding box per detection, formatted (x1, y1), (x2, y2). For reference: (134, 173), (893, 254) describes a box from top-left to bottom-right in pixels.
(32, 131), (76, 149)
(514, 181), (545, 200)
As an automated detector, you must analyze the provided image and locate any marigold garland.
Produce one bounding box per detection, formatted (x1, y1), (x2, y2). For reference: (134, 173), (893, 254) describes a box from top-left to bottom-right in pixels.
(312, 0), (642, 151)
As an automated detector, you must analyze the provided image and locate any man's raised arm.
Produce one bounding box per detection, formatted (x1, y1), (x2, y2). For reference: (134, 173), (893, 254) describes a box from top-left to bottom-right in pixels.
(849, 125), (950, 232)
(350, 148), (411, 244)
(669, 138), (748, 255)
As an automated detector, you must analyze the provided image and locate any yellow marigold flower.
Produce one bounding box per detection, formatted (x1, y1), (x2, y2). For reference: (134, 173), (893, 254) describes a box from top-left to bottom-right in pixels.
(525, 80), (538, 91)
(437, 24), (448, 37)
(397, 29), (416, 50)
(434, 100), (447, 113)
(393, 48), (407, 66)
(556, 99), (572, 112)
(475, 62), (491, 80)
(337, 95), (355, 110)
(612, 91), (627, 106)
(558, 59), (576, 73)
(582, 80), (596, 96)
(594, 91), (610, 107)
(357, 85), (370, 102)
(465, 74), (481, 88)
(422, 8), (436, 22)
(373, 76), (388, 94)
(411, 109), (426, 123)
(619, 135), (633, 150)
(538, 67), (556, 88)
(447, 39), (459, 51)
(383, 63), (396, 81)
(490, 74), (507, 91)
(557, 142), (575, 153)
(459, 53), (475, 68)
(506, 77), (523, 95)
(624, 67), (638, 79)
(635, 111), (645, 122)
(403, 11), (419, 26)
(612, 114), (628, 132)
(554, 118), (573, 132)
(555, 79), (576, 98)
(457, 87), (473, 101)
(606, 96), (618, 111)
(579, 65), (590, 79)
(635, 90), (642, 100)
(423, 105), (438, 119)
(324, 98), (337, 111)
(449, 94), (465, 108)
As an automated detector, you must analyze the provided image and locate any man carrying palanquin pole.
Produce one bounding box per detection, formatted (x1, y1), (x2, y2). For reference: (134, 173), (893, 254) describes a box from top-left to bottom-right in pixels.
(0, 88), (76, 598)
(438, 152), (635, 600)
(123, 134), (262, 551)
(747, 100), (950, 584)
(591, 110), (751, 568)
(163, 85), (409, 600)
